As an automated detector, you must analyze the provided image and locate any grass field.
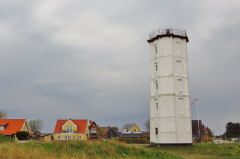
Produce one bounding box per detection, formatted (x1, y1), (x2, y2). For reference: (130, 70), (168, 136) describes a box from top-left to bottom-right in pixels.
(151, 143), (240, 159)
(0, 139), (239, 159)
(0, 140), (181, 159)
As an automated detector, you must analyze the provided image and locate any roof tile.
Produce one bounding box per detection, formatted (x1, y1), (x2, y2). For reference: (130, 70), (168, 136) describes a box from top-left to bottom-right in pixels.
(0, 119), (26, 135)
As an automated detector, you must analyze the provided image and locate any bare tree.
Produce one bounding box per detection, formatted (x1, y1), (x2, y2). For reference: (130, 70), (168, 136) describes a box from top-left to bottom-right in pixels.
(0, 110), (8, 119)
(28, 119), (43, 135)
(145, 118), (150, 132)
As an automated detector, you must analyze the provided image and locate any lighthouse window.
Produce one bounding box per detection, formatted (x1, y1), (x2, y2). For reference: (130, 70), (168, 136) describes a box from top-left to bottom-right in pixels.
(155, 81), (158, 90)
(154, 45), (157, 53)
(176, 60), (182, 70)
(156, 102), (158, 110)
(155, 63), (158, 71)
(155, 128), (158, 135)
(177, 79), (183, 91)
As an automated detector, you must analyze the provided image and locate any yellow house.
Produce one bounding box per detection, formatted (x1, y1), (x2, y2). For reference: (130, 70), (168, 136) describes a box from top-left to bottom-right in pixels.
(53, 119), (88, 141)
(121, 123), (142, 133)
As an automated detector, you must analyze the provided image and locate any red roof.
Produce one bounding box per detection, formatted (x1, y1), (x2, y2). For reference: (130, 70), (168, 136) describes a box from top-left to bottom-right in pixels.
(54, 119), (88, 134)
(0, 119), (27, 135)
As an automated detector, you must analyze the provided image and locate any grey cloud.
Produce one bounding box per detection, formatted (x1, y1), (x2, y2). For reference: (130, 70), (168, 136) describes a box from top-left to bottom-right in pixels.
(0, 0), (239, 134)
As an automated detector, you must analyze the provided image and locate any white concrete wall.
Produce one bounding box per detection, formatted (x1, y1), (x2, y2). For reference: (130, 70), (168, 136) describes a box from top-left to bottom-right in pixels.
(149, 35), (192, 144)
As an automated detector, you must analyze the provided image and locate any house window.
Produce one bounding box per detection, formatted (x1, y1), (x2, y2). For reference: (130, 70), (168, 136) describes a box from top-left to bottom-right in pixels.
(91, 128), (97, 133)
(134, 129), (136, 132)
(66, 126), (72, 133)
(64, 136), (67, 140)
(58, 136), (60, 140)
(78, 136), (81, 140)
(155, 128), (158, 135)
(73, 136), (75, 140)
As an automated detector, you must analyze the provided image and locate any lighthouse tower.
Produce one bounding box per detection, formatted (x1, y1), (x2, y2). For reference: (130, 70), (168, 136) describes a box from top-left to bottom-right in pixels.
(147, 27), (192, 145)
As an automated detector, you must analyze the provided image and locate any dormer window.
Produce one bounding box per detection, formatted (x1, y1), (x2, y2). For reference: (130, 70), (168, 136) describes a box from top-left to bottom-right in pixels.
(0, 125), (5, 130)
(66, 126), (72, 133)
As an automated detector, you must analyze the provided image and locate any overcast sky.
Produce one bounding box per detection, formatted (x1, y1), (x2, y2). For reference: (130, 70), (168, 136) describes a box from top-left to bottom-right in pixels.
(0, 0), (240, 135)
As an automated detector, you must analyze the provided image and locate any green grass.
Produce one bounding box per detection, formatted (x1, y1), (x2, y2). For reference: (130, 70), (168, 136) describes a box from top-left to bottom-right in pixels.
(150, 143), (240, 159)
(0, 134), (13, 143)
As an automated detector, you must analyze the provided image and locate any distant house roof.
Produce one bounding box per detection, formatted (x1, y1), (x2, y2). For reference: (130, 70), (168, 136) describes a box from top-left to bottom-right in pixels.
(122, 123), (135, 132)
(100, 126), (118, 137)
(99, 127), (110, 133)
(54, 119), (88, 134)
(0, 119), (27, 135)
(89, 121), (97, 128)
(118, 132), (143, 138)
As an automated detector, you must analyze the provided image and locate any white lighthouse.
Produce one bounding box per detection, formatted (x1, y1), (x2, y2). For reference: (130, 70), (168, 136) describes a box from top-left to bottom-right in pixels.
(148, 27), (192, 145)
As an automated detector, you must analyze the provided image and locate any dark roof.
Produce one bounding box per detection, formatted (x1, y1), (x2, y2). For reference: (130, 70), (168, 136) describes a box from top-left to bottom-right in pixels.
(118, 132), (143, 138)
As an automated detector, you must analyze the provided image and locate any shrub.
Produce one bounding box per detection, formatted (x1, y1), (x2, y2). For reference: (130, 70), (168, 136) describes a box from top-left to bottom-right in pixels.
(16, 131), (30, 140)
(203, 137), (212, 142)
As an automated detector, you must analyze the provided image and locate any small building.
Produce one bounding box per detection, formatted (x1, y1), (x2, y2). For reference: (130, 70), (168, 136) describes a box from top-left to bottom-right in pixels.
(0, 119), (30, 140)
(106, 123), (144, 139)
(88, 121), (98, 140)
(121, 123), (142, 133)
(53, 119), (88, 141)
(99, 127), (117, 139)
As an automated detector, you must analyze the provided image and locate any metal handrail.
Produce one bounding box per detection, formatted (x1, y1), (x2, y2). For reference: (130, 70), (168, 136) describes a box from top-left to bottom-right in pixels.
(149, 27), (187, 39)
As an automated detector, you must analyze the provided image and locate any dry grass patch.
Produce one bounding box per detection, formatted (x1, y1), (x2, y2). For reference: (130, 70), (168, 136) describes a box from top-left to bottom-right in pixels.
(0, 140), (181, 159)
